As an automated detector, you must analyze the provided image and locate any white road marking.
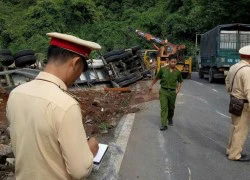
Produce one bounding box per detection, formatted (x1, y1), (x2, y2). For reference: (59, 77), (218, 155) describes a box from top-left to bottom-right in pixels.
(103, 113), (135, 179)
(188, 167), (192, 180)
(199, 131), (226, 148)
(177, 102), (185, 105)
(180, 93), (208, 104)
(198, 97), (208, 104)
(212, 89), (218, 92)
(216, 110), (230, 119)
(158, 131), (172, 180)
(191, 80), (204, 85)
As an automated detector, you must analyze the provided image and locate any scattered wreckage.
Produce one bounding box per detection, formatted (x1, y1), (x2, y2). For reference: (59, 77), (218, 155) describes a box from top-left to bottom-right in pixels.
(0, 46), (150, 91)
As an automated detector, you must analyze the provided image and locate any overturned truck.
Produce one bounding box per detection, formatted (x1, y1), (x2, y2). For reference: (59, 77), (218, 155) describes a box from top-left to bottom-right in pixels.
(101, 46), (150, 87)
(0, 46), (150, 90)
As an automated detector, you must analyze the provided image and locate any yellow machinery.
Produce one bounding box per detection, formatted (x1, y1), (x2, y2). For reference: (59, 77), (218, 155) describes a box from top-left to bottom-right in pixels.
(135, 29), (192, 79)
(143, 50), (192, 79)
(175, 56), (192, 79)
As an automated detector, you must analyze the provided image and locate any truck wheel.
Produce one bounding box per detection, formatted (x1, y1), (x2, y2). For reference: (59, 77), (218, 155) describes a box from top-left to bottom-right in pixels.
(15, 55), (36, 68)
(208, 68), (215, 83)
(14, 50), (35, 60)
(105, 55), (120, 63)
(103, 49), (125, 59)
(118, 77), (138, 87)
(114, 72), (140, 83)
(0, 49), (12, 56)
(199, 69), (204, 78)
(0, 55), (14, 67)
(131, 45), (141, 55)
(118, 72), (141, 87)
(118, 51), (133, 59)
(114, 76), (127, 83)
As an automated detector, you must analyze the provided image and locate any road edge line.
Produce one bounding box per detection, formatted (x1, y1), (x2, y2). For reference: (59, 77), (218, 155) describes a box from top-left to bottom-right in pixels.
(102, 113), (135, 180)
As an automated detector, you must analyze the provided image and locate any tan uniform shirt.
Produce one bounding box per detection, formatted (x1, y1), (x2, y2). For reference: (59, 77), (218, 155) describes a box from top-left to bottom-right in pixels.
(6, 72), (93, 180)
(225, 60), (250, 106)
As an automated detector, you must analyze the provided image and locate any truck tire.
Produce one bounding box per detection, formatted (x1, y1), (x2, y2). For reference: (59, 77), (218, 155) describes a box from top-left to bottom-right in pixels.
(0, 55), (14, 66)
(113, 76), (128, 83)
(131, 45), (141, 55)
(199, 69), (204, 78)
(118, 79), (130, 87)
(0, 49), (12, 56)
(208, 68), (215, 83)
(15, 55), (36, 68)
(118, 72), (141, 87)
(125, 72), (138, 80)
(118, 51), (133, 60)
(113, 72), (139, 83)
(14, 50), (35, 60)
(103, 49), (125, 59)
(118, 77), (137, 87)
(105, 55), (120, 63)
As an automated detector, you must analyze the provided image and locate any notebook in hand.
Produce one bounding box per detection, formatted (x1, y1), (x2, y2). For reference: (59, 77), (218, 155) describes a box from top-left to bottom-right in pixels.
(93, 143), (108, 164)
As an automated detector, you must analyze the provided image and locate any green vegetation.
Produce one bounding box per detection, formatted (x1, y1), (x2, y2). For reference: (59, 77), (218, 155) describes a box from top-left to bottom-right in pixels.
(1, 0), (250, 58)
(99, 122), (110, 132)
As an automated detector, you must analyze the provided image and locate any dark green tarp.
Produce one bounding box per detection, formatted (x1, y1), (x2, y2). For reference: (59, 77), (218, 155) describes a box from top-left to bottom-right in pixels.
(200, 23), (250, 59)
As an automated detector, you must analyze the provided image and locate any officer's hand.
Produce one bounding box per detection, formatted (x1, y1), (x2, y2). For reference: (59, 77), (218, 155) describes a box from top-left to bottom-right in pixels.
(88, 137), (99, 156)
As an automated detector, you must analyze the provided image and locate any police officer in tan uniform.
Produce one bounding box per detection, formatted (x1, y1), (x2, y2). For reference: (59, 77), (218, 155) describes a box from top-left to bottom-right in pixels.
(225, 45), (250, 161)
(149, 57), (157, 79)
(7, 32), (101, 179)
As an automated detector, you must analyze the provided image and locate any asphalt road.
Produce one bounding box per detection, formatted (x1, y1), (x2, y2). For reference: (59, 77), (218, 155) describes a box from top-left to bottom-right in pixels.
(119, 72), (250, 180)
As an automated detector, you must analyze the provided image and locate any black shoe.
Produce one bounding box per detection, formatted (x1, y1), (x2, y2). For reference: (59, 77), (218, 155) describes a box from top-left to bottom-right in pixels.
(241, 153), (247, 158)
(168, 121), (173, 126)
(235, 155), (250, 162)
(160, 126), (168, 131)
(226, 153), (247, 158)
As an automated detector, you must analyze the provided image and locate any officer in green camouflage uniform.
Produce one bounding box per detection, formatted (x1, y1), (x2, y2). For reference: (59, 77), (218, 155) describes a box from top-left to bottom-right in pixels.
(149, 54), (183, 131)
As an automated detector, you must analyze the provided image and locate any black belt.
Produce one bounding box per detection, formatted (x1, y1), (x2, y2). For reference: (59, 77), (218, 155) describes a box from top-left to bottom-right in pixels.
(161, 87), (176, 91)
(244, 99), (249, 103)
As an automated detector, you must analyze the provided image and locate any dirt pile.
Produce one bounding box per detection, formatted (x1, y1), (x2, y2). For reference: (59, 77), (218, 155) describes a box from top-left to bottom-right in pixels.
(71, 89), (138, 135)
(0, 87), (139, 135)
(0, 80), (159, 135)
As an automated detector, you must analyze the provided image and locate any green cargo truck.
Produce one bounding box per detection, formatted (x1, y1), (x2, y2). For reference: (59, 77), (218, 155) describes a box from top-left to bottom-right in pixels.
(198, 24), (250, 83)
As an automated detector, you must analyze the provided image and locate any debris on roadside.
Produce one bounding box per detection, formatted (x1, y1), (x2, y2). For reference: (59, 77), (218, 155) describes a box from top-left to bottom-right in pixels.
(0, 76), (162, 179)
(84, 119), (94, 124)
(0, 79), (160, 138)
(104, 87), (131, 93)
(0, 85), (138, 136)
(92, 98), (102, 107)
(71, 89), (137, 135)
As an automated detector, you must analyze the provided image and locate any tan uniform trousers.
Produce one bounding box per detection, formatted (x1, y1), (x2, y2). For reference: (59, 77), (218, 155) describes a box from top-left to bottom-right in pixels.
(150, 68), (156, 79)
(227, 104), (250, 160)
